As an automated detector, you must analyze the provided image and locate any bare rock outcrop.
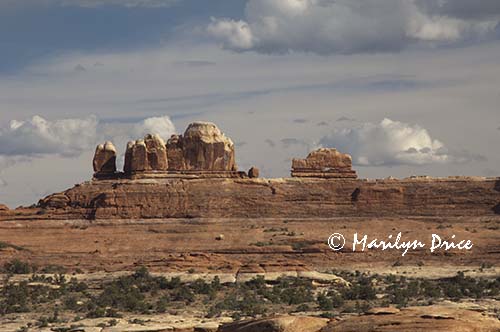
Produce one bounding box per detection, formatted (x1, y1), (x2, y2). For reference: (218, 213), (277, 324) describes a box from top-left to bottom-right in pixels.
(167, 122), (236, 172)
(219, 315), (328, 332)
(0, 204), (9, 211)
(292, 148), (357, 179)
(92, 141), (117, 175)
(38, 193), (70, 209)
(321, 305), (500, 332)
(124, 134), (168, 173)
(248, 167), (259, 178)
(166, 134), (185, 170)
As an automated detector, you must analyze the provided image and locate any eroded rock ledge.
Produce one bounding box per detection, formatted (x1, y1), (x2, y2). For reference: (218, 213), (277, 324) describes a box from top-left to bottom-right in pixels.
(21, 176), (500, 220)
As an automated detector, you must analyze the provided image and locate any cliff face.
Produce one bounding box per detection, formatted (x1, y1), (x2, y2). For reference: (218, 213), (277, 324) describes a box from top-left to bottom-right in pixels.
(32, 176), (500, 220)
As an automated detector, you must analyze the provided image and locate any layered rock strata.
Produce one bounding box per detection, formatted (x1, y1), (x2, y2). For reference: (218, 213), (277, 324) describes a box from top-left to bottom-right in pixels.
(33, 176), (500, 220)
(291, 148), (357, 179)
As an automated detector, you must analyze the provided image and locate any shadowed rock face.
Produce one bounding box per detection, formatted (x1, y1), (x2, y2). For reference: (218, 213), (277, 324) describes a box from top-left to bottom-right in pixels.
(92, 141), (116, 174)
(167, 122), (236, 171)
(124, 134), (168, 173)
(321, 305), (500, 332)
(219, 315), (328, 332)
(292, 148), (357, 178)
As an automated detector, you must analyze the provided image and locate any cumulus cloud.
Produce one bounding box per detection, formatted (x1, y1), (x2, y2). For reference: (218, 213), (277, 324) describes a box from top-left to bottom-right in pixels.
(0, 115), (98, 157)
(0, 114), (176, 171)
(319, 118), (481, 166)
(208, 0), (500, 54)
(132, 115), (176, 141)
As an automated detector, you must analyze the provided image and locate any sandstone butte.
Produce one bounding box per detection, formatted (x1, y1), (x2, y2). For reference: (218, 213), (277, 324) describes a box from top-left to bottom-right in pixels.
(0, 121), (499, 220)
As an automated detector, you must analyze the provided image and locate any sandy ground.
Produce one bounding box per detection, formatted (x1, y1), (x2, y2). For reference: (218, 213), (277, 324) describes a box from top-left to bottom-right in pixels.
(0, 216), (498, 274)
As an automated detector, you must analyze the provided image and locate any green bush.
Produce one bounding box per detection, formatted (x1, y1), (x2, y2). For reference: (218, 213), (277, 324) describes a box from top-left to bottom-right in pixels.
(3, 259), (33, 274)
(317, 293), (334, 310)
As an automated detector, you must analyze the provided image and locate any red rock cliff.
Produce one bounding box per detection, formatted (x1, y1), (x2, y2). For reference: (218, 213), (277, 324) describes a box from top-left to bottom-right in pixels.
(32, 176), (500, 220)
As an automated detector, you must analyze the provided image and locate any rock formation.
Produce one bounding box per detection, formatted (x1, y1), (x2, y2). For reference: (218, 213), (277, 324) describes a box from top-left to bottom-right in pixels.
(321, 305), (500, 332)
(166, 134), (185, 170)
(291, 148), (357, 178)
(32, 176), (500, 220)
(167, 122), (236, 172)
(3, 121), (497, 220)
(92, 141), (117, 175)
(219, 316), (329, 332)
(124, 134), (168, 174)
(248, 167), (259, 178)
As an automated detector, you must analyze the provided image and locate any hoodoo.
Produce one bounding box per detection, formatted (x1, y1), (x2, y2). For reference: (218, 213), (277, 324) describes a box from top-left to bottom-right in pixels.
(124, 134), (168, 174)
(92, 141), (117, 177)
(167, 121), (236, 172)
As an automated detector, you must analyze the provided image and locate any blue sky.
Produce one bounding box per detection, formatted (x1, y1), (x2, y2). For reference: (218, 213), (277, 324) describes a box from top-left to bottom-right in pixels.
(0, 0), (499, 206)
(0, 1), (245, 73)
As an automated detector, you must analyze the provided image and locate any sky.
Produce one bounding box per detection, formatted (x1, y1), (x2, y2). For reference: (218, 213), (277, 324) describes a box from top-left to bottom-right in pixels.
(0, 0), (499, 207)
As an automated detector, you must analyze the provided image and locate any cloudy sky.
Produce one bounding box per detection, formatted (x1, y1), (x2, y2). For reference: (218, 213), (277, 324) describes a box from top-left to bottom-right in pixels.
(0, 0), (499, 207)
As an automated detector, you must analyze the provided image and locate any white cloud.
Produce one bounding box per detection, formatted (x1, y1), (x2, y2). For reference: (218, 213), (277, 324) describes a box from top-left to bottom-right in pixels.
(0, 115), (98, 157)
(132, 115), (176, 141)
(0, 114), (176, 171)
(207, 0), (500, 54)
(319, 118), (480, 166)
(207, 19), (255, 51)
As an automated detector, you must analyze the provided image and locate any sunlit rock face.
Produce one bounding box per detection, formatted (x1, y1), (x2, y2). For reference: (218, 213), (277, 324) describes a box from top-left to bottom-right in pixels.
(93, 141), (117, 175)
(167, 122), (236, 172)
(292, 148), (357, 178)
(124, 134), (168, 173)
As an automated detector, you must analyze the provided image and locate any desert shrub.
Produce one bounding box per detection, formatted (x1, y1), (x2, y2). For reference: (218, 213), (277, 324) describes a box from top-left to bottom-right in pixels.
(342, 276), (376, 300)
(206, 304), (221, 318)
(63, 295), (80, 311)
(68, 278), (88, 292)
(326, 290), (345, 308)
(420, 280), (441, 298)
(191, 279), (212, 294)
(171, 285), (195, 303)
(295, 303), (311, 312)
(267, 277), (314, 305)
(207, 288), (267, 318)
(0, 281), (30, 314)
(317, 293), (334, 310)
(244, 276), (266, 291)
(238, 292), (267, 317)
(97, 280), (149, 312)
(155, 296), (169, 313)
(3, 259), (33, 274)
